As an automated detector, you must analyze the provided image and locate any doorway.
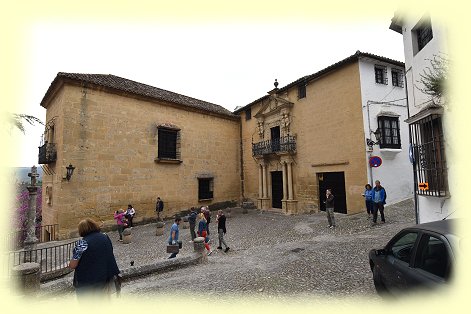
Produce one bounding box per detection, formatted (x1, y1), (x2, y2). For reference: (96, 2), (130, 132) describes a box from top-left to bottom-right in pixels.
(318, 172), (347, 214)
(271, 171), (283, 209)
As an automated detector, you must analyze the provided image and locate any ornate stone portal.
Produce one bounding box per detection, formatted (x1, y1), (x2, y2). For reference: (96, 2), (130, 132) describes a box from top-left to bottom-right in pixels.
(253, 88), (297, 214)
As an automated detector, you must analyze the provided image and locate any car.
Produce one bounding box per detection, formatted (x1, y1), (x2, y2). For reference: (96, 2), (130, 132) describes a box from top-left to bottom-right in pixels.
(369, 219), (459, 296)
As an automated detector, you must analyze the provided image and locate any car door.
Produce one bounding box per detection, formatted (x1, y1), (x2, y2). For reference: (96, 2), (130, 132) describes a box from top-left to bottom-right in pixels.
(405, 232), (452, 290)
(381, 231), (419, 294)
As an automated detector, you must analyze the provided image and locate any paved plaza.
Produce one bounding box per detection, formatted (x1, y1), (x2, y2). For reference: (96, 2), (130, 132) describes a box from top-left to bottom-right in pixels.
(40, 198), (415, 300)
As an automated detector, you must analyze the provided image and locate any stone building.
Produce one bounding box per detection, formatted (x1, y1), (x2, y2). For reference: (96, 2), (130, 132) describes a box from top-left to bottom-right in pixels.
(39, 73), (240, 238)
(39, 51), (413, 239)
(234, 51), (412, 215)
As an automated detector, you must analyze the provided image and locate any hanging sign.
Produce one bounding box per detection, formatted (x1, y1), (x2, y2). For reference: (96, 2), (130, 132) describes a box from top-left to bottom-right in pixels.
(369, 156), (382, 168)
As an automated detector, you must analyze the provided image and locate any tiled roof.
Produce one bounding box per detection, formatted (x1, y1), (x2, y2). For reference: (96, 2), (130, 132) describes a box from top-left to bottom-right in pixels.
(234, 51), (405, 113)
(41, 73), (238, 119)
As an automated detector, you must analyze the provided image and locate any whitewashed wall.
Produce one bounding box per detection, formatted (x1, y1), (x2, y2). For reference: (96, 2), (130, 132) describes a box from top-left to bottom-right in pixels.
(397, 14), (452, 223)
(358, 57), (413, 205)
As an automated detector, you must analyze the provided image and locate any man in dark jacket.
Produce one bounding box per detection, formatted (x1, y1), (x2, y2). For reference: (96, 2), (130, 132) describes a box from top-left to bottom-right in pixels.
(216, 210), (230, 252)
(156, 197), (164, 221)
(188, 207), (197, 241)
(325, 189), (336, 229)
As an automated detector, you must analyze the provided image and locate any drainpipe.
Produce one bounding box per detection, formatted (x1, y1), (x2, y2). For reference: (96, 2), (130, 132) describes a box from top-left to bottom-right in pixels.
(404, 67), (419, 224)
(366, 101), (374, 185)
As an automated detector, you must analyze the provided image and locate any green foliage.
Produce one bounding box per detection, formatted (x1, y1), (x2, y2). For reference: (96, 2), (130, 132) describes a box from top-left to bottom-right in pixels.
(418, 54), (449, 103)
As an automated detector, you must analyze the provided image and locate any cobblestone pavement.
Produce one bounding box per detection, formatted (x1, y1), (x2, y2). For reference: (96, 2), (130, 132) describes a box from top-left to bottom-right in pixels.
(105, 198), (415, 300)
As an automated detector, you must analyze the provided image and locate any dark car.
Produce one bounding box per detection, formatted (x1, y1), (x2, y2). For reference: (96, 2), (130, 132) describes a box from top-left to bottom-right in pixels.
(369, 219), (459, 296)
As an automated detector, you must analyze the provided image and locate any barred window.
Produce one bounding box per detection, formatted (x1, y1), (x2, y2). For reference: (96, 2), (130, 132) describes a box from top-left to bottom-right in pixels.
(374, 65), (388, 85)
(378, 116), (401, 149)
(198, 178), (214, 200)
(298, 83), (306, 99)
(391, 69), (404, 88)
(157, 127), (181, 160)
(410, 114), (447, 196)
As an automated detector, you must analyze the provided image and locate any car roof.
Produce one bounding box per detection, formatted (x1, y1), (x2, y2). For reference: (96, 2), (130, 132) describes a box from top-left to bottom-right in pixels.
(405, 219), (458, 237)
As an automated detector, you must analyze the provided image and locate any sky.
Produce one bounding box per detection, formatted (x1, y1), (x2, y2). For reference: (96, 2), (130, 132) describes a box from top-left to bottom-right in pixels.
(7, 19), (405, 167)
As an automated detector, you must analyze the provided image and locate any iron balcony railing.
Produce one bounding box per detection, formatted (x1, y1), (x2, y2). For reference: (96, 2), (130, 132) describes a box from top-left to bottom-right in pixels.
(252, 135), (296, 157)
(38, 142), (57, 164)
(5, 240), (75, 281)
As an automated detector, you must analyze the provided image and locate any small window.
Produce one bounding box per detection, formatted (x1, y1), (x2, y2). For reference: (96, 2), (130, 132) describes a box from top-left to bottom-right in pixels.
(245, 108), (252, 121)
(416, 235), (450, 279)
(389, 232), (418, 264)
(157, 128), (180, 160)
(391, 69), (404, 88)
(198, 178), (214, 200)
(378, 116), (401, 149)
(298, 83), (306, 99)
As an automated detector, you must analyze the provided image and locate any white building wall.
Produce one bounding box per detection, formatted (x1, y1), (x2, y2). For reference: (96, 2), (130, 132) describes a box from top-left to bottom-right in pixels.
(396, 14), (452, 223)
(358, 58), (413, 205)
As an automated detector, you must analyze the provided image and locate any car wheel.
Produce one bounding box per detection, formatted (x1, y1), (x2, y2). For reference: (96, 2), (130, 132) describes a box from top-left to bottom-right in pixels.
(373, 266), (389, 296)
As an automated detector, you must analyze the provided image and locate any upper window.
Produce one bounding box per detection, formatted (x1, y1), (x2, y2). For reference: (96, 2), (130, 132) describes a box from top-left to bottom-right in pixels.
(389, 232), (418, 264)
(374, 65), (388, 85)
(410, 114), (448, 196)
(198, 178), (214, 200)
(245, 108), (252, 121)
(415, 235), (450, 279)
(378, 116), (401, 149)
(157, 127), (181, 161)
(416, 24), (433, 52)
(298, 83), (306, 99)
(391, 69), (404, 88)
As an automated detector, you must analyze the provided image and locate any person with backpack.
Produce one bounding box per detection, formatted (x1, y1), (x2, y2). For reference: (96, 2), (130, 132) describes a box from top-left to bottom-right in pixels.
(197, 212), (212, 255)
(155, 197), (164, 221)
(188, 207), (197, 242)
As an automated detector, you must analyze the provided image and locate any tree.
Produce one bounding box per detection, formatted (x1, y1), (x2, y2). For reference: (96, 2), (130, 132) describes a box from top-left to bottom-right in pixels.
(417, 54), (449, 105)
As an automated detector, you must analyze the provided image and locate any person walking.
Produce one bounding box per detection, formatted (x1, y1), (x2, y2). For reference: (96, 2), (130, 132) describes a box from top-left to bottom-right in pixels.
(125, 204), (135, 227)
(69, 218), (120, 299)
(197, 213), (212, 255)
(113, 209), (126, 242)
(168, 217), (181, 259)
(155, 197), (164, 221)
(372, 180), (387, 225)
(362, 184), (374, 220)
(325, 189), (336, 229)
(202, 206), (211, 235)
(216, 210), (230, 252)
(188, 207), (197, 242)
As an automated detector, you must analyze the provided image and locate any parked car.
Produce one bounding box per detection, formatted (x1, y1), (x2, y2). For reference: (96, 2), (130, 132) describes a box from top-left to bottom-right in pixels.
(369, 219), (459, 296)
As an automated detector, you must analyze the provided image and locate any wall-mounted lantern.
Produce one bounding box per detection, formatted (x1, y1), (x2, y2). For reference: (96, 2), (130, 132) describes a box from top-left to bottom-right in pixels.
(66, 164), (75, 181)
(366, 128), (382, 147)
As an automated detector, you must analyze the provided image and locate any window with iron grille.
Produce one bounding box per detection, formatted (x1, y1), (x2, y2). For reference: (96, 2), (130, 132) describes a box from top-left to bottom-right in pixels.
(245, 108), (252, 121)
(416, 24), (433, 51)
(198, 178), (214, 200)
(391, 69), (404, 88)
(298, 83), (306, 99)
(410, 114), (448, 196)
(378, 116), (401, 149)
(374, 65), (388, 85)
(157, 127), (180, 160)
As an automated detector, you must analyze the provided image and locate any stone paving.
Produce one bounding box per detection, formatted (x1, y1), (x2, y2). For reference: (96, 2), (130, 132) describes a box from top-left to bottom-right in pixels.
(41, 199), (415, 300)
(118, 199), (414, 299)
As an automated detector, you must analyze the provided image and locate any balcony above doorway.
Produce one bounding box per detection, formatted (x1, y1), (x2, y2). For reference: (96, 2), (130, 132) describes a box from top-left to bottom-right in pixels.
(252, 135), (296, 157)
(38, 142), (57, 164)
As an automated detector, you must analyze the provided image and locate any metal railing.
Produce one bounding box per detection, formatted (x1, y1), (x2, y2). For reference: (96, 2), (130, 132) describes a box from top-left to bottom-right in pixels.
(5, 240), (76, 281)
(38, 142), (57, 164)
(252, 135), (296, 157)
(4, 224), (59, 250)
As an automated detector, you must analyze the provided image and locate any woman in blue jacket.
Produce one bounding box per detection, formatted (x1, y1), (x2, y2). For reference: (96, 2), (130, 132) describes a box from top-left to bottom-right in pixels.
(197, 213), (212, 255)
(362, 184), (374, 220)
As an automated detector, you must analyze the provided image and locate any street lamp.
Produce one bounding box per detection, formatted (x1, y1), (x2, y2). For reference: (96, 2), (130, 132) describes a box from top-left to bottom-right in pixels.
(366, 128), (382, 147)
(66, 164), (75, 181)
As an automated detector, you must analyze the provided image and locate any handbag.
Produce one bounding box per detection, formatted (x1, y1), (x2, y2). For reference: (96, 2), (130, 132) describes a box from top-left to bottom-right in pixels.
(167, 244), (179, 253)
